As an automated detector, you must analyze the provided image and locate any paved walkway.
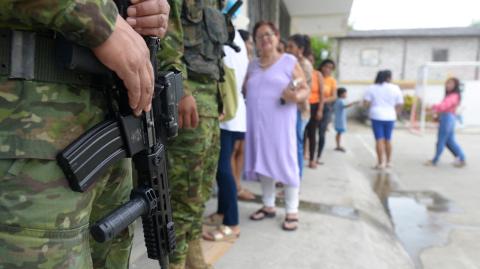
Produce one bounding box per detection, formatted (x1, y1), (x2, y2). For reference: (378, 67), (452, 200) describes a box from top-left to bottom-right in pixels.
(131, 123), (480, 269)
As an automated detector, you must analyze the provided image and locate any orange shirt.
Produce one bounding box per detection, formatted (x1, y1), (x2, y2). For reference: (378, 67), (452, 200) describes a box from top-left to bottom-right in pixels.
(323, 76), (337, 99)
(309, 71), (320, 104)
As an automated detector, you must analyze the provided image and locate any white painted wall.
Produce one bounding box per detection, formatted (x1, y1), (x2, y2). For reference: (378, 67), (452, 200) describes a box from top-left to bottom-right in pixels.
(338, 38), (405, 82)
(338, 37), (480, 82)
(404, 38), (479, 81)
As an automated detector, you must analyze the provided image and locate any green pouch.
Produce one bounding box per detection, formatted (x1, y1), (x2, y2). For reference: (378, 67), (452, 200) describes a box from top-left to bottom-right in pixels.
(218, 66), (237, 122)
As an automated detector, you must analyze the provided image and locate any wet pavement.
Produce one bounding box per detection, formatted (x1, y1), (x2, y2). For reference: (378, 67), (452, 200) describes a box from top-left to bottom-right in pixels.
(131, 123), (480, 268)
(371, 171), (455, 268)
(353, 125), (480, 269)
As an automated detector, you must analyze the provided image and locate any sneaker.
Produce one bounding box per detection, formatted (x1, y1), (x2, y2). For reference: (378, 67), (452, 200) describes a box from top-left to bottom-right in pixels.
(424, 160), (436, 167)
(453, 160), (466, 168)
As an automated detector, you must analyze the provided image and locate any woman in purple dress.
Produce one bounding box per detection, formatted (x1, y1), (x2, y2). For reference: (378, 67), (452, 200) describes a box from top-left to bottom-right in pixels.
(244, 21), (309, 231)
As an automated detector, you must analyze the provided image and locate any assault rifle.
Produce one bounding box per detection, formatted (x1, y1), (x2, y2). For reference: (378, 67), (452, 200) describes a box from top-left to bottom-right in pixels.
(56, 1), (179, 268)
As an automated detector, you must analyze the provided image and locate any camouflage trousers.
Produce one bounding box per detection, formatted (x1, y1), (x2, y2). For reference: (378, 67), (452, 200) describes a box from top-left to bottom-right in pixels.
(167, 80), (220, 266)
(0, 158), (134, 269)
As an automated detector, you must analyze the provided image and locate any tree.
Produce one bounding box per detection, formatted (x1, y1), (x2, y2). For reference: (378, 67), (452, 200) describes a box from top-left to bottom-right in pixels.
(310, 36), (333, 68)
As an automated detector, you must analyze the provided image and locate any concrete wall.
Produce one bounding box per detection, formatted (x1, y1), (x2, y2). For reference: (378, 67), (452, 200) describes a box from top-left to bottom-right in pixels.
(337, 37), (480, 83)
(404, 38), (480, 81)
(338, 38), (405, 82)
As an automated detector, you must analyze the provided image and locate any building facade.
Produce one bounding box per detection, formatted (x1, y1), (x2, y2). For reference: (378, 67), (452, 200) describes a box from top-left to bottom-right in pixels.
(337, 27), (480, 83)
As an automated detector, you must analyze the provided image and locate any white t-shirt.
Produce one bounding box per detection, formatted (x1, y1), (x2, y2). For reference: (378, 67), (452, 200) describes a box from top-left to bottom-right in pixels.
(219, 30), (249, 132)
(364, 82), (404, 121)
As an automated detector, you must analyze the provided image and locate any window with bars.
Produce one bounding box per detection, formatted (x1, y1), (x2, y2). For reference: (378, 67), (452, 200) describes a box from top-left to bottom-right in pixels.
(432, 49), (449, 62)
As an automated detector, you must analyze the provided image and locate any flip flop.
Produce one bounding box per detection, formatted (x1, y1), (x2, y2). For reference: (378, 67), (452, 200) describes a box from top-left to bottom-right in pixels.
(250, 208), (276, 221)
(282, 217), (299, 231)
(372, 164), (384, 170)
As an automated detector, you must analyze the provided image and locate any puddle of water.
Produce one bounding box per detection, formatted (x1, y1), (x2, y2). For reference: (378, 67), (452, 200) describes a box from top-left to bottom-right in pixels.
(388, 195), (452, 269)
(372, 171), (454, 269)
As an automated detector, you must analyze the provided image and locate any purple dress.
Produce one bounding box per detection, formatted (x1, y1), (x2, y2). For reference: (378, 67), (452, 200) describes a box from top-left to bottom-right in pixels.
(244, 54), (300, 187)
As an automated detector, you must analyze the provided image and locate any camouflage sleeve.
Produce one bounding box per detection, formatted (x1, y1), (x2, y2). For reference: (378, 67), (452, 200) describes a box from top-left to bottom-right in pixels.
(0, 0), (118, 48)
(157, 0), (191, 95)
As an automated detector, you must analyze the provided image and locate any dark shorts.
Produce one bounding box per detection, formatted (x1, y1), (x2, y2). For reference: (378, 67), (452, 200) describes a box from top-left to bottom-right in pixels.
(230, 130), (245, 141)
(371, 120), (395, 141)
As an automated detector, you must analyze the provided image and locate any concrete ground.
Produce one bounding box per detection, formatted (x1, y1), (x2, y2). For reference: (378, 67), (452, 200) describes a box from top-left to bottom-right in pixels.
(131, 123), (480, 269)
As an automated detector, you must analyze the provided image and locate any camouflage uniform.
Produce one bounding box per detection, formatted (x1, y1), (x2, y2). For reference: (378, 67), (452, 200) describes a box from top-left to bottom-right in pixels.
(158, 0), (225, 268)
(0, 1), (133, 268)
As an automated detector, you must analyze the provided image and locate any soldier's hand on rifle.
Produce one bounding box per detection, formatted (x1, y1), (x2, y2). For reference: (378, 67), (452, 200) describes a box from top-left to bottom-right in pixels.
(127, 0), (170, 38)
(92, 15), (154, 116)
(178, 95), (199, 129)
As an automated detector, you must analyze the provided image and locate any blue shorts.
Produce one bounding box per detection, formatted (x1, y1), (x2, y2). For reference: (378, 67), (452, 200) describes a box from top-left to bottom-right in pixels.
(371, 120), (395, 141)
(335, 128), (346, 134)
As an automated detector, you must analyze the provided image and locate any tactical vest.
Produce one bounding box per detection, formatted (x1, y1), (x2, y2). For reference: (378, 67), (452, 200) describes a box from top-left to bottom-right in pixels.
(182, 0), (230, 82)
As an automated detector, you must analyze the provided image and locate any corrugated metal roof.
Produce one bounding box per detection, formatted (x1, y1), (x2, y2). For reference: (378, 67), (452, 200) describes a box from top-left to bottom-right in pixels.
(340, 27), (480, 39)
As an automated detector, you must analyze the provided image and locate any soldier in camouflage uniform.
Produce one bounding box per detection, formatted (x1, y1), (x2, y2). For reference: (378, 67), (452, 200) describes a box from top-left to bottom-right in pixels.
(157, 0), (230, 268)
(0, 0), (169, 268)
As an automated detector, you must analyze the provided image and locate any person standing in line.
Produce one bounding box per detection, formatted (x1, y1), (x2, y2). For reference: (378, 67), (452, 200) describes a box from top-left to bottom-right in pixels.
(244, 21), (309, 231)
(333, 87), (359, 152)
(233, 29), (256, 201)
(286, 34), (313, 177)
(239, 29), (255, 62)
(278, 38), (288, 54)
(305, 55), (325, 169)
(0, 0), (170, 268)
(316, 59), (338, 164)
(425, 77), (466, 167)
(203, 27), (249, 241)
(363, 70), (404, 169)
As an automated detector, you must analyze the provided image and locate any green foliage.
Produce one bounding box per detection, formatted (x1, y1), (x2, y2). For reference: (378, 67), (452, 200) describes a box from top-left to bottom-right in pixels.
(310, 37), (333, 68)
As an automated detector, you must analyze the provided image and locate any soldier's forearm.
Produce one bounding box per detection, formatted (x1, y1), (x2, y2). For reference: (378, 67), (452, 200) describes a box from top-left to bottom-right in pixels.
(0, 0), (118, 48)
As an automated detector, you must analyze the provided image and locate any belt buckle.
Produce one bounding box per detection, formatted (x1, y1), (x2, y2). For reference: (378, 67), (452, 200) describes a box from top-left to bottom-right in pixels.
(9, 30), (36, 80)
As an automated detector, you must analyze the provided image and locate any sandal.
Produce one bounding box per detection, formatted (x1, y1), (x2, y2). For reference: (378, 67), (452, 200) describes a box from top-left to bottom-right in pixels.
(372, 164), (384, 170)
(203, 225), (240, 242)
(203, 213), (223, 227)
(282, 217), (299, 231)
(250, 208), (276, 221)
(237, 187), (255, 201)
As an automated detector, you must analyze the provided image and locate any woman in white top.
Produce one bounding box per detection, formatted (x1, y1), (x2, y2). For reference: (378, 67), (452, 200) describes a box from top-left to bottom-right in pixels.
(363, 70), (404, 169)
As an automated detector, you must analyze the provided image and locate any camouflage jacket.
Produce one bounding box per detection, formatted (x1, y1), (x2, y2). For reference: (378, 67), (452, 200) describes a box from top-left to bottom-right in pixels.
(0, 0), (118, 160)
(158, 0), (225, 117)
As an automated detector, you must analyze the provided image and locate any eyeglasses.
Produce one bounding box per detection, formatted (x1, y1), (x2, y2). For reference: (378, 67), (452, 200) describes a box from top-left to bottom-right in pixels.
(255, 32), (274, 41)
